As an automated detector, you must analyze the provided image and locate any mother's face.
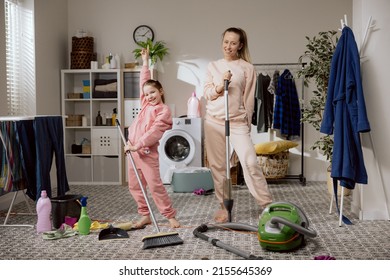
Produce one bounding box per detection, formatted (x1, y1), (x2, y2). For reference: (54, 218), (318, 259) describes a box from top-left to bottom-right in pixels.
(222, 31), (243, 61)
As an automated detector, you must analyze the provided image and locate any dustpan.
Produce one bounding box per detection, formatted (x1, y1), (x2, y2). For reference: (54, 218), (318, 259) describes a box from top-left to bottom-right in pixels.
(98, 225), (129, 240)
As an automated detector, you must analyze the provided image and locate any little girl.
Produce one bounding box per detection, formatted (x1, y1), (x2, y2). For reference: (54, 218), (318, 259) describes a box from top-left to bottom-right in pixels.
(124, 48), (180, 228)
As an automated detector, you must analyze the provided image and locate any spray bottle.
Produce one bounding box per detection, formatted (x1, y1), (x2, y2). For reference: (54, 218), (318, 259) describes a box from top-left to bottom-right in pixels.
(187, 91), (200, 118)
(77, 196), (91, 235)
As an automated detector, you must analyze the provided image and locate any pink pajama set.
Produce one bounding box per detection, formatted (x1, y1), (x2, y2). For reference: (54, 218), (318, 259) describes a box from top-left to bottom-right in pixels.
(126, 65), (176, 219)
(203, 58), (273, 209)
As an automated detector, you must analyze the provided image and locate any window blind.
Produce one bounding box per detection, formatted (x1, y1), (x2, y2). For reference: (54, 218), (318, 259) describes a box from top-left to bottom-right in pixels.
(4, 0), (35, 116)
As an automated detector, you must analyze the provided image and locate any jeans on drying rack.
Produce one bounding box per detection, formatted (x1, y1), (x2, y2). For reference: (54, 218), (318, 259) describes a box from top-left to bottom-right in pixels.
(34, 116), (69, 200)
(15, 119), (37, 200)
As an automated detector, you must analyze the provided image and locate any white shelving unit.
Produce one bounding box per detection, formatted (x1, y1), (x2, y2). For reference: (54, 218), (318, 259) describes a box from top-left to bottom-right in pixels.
(121, 68), (144, 184)
(61, 69), (123, 185)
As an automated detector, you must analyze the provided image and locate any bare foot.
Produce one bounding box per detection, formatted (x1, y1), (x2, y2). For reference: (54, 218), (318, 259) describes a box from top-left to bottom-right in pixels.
(133, 215), (151, 228)
(214, 209), (228, 223)
(168, 217), (180, 228)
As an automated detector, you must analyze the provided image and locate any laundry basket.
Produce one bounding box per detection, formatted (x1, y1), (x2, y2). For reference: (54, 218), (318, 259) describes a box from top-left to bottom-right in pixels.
(257, 151), (289, 179)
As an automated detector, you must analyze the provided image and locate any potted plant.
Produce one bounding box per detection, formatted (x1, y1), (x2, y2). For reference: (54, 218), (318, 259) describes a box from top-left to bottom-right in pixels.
(297, 30), (350, 195)
(297, 30), (338, 164)
(132, 38), (169, 67)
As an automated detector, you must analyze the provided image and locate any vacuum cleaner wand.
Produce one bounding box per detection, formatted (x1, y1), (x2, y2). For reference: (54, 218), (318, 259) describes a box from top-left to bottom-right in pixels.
(223, 77), (234, 222)
(193, 223), (264, 260)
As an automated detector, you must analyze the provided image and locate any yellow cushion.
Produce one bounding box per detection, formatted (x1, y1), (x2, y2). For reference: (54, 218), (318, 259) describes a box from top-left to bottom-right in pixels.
(254, 140), (298, 155)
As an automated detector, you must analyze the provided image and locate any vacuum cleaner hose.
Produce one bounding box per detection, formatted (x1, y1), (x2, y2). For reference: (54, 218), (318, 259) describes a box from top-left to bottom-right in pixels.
(264, 201), (317, 238)
(269, 216), (317, 238)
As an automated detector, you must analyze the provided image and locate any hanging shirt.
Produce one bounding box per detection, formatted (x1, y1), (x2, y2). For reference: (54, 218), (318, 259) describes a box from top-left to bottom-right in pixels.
(253, 73), (273, 133)
(273, 69), (301, 138)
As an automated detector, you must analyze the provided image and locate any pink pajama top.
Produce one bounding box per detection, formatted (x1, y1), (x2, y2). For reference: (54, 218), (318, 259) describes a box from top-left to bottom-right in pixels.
(127, 65), (172, 153)
(203, 58), (256, 129)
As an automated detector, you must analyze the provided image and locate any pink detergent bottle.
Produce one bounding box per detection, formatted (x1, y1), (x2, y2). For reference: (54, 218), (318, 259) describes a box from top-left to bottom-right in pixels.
(187, 92), (200, 118)
(36, 190), (52, 233)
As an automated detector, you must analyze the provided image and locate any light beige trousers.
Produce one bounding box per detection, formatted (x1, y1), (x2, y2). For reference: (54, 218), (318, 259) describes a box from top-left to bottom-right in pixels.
(204, 118), (273, 208)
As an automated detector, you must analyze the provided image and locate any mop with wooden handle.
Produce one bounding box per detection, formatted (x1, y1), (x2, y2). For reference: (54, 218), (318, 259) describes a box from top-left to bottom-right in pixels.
(116, 119), (183, 249)
(223, 76), (234, 222)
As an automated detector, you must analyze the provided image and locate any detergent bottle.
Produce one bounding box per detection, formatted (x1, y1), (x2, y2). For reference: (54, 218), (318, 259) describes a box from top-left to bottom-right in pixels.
(187, 92), (200, 118)
(77, 196), (91, 235)
(36, 190), (52, 233)
(111, 108), (117, 126)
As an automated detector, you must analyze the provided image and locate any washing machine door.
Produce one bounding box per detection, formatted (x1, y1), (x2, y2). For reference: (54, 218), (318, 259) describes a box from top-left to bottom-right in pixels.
(159, 129), (195, 167)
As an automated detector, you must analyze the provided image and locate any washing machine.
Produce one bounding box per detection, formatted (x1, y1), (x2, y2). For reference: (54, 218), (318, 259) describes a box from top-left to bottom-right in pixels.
(159, 117), (203, 184)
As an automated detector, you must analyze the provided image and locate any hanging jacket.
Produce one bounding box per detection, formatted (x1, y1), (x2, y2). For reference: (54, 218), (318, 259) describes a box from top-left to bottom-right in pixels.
(320, 26), (370, 189)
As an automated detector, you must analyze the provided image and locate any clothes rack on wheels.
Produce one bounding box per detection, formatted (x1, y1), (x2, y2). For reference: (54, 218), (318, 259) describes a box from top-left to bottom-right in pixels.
(0, 115), (69, 227)
(253, 62), (306, 186)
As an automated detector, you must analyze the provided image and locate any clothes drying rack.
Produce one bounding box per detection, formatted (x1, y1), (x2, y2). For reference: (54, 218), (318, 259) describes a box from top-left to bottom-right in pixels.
(0, 115), (66, 227)
(0, 116), (37, 227)
(253, 62), (307, 186)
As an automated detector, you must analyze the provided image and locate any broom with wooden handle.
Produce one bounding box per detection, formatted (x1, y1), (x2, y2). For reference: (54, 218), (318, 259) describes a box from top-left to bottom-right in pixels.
(116, 119), (183, 249)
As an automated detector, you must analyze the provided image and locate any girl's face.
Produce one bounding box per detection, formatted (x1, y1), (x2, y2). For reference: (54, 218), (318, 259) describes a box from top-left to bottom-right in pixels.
(143, 84), (163, 105)
(222, 31), (242, 61)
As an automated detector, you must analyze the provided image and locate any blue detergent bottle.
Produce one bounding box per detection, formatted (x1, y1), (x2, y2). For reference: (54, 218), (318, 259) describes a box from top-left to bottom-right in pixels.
(78, 196), (91, 235)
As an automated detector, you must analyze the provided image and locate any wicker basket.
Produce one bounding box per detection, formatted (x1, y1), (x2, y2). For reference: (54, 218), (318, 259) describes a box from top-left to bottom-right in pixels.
(258, 151), (289, 179)
(72, 36), (94, 52)
(67, 93), (82, 99)
(66, 115), (83, 127)
(71, 51), (97, 69)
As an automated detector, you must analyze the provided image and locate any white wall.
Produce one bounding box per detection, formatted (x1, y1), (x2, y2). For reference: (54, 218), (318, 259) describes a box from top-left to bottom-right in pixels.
(351, 0), (390, 220)
(35, 0), (68, 115)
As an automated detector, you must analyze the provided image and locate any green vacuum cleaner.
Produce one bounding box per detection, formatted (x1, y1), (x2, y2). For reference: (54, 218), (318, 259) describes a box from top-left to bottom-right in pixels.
(193, 201), (317, 259)
(258, 202), (317, 251)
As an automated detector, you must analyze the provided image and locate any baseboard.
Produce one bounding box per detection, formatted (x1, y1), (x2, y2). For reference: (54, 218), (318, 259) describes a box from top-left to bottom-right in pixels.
(351, 200), (390, 220)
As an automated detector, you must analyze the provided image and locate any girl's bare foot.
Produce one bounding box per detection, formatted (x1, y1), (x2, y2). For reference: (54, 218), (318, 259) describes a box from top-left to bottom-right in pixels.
(134, 215), (151, 229)
(168, 217), (180, 228)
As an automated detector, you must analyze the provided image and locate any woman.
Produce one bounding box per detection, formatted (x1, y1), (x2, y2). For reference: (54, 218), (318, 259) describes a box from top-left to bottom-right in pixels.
(203, 27), (273, 223)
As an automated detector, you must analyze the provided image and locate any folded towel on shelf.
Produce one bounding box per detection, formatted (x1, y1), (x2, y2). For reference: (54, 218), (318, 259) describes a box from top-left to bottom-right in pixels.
(95, 82), (117, 92)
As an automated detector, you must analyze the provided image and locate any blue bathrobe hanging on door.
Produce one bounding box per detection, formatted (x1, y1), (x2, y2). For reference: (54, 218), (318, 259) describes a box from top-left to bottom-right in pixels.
(320, 26), (370, 190)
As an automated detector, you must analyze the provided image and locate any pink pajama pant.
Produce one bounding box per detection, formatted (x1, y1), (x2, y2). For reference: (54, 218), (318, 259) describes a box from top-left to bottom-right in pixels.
(204, 118), (273, 208)
(127, 149), (176, 219)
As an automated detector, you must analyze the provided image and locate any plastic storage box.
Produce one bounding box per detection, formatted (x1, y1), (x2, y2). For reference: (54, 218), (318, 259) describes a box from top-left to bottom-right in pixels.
(171, 167), (214, 193)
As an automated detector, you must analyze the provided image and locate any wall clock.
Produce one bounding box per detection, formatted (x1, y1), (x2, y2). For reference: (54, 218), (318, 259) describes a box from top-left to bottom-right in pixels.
(133, 25), (154, 44)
